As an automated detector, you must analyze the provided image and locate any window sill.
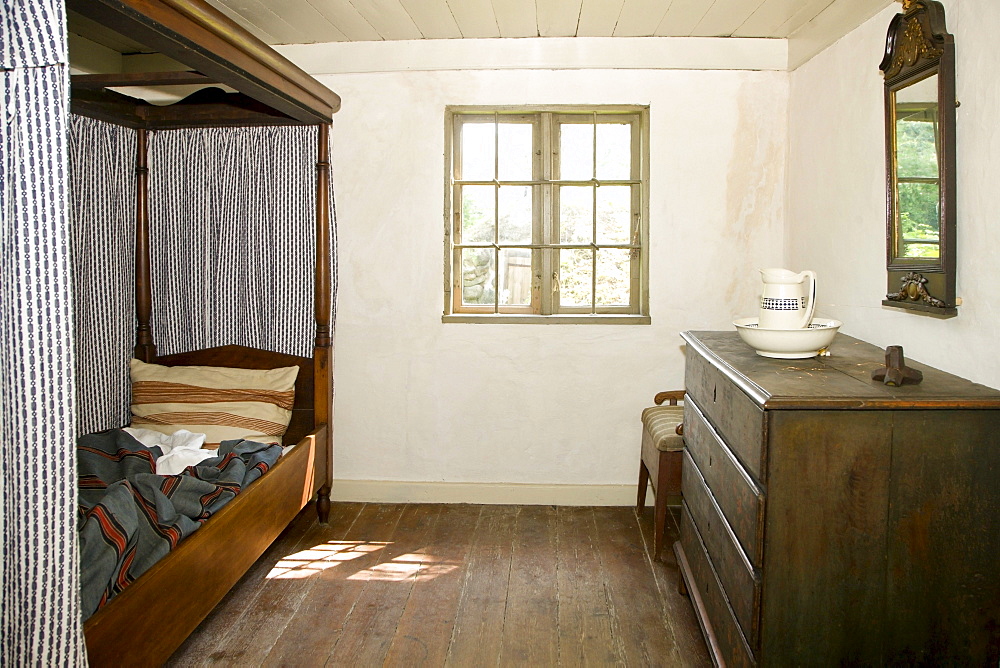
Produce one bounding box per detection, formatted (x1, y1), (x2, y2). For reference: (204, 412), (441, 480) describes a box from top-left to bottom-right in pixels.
(442, 314), (651, 325)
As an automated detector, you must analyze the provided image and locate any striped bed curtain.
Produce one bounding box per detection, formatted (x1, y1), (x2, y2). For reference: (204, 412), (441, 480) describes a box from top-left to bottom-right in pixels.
(69, 120), (336, 435)
(148, 125), (326, 358)
(69, 116), (137, 435)
(1, 1), (85, 665)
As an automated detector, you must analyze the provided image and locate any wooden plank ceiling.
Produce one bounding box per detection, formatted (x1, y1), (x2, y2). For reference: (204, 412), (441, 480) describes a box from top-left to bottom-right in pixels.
(197, 0), (895, 45)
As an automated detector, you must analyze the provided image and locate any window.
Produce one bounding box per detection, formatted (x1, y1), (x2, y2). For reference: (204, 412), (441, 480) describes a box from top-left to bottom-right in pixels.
(444, 106), (649, 323)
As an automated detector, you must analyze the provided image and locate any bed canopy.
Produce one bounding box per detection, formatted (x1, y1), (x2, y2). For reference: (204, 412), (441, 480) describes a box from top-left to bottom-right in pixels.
(65, 1), (342, 663)
(67, 0), (340, 127)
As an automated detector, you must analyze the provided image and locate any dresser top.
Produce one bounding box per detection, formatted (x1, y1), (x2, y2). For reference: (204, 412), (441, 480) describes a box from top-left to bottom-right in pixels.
(682, 331), (1000, 410)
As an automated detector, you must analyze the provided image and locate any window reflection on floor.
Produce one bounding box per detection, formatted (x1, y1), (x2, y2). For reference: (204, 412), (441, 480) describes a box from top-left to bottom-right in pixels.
(266, 540), (458, 581)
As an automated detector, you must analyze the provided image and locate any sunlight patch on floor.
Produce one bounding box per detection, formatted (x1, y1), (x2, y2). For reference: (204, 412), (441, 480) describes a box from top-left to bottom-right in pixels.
(347, 553), (458, 582)
(266, 540), (389, 579)
(266, 542), (459, 581)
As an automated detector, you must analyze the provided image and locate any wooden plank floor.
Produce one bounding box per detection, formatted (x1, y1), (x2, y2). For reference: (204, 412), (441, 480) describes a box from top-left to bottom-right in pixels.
(169, 503), (710, 667)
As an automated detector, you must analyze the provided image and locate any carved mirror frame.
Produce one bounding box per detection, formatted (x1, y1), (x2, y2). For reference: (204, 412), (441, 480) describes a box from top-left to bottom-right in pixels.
(879, 0), (957, 317)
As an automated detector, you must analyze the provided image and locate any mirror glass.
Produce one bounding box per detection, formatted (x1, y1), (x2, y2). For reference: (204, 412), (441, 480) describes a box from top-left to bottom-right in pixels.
(892, 73), (940, 260)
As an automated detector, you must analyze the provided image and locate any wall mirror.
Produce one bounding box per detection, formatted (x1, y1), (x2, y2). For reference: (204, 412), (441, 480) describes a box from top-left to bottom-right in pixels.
(879, 0), (957, 316)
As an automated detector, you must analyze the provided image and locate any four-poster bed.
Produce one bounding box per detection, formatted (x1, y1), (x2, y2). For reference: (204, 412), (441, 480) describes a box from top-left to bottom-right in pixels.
(67, 0), (340, 664)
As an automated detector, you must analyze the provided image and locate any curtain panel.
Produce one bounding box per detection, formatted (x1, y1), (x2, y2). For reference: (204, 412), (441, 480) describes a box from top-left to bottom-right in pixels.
(1, 1), (85, 665)
(69, 115), (137, 435)
(148, 125), (329, 359)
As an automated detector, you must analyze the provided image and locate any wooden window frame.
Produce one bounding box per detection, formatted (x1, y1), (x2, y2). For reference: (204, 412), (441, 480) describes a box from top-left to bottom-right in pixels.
(443, 105), (650, 324)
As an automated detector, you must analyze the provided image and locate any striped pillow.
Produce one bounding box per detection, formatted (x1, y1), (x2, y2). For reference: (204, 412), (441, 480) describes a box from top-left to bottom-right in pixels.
(129, 359), (298, 447)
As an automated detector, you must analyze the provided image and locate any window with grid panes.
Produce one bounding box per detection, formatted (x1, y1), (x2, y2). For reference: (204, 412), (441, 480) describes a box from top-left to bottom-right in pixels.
(444, 106), (649, 322)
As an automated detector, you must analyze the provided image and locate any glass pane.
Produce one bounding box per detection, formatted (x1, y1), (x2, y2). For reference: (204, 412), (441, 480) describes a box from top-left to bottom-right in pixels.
(596, 123), (631, 180)
(461, 122), (495, 180)
(461, 185), (495, 243)
(560, 123), (593, 181)
(498, 123), (533, 181)
(462, 247), (495, 305)
(499, 248), (532, 306)
(560, 186), (593, 244)
(898, 181), (940, 259)
(498, 186), (532, 244)
(596, 186), (631, 244)
(595, 249), (631, 305)
(560, 248), (593, 307)
(902, 242), (940, 258)
(895, 114), (939, 178)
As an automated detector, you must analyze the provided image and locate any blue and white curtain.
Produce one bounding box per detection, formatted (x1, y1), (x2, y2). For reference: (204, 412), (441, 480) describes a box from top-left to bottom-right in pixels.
(69, 121), (336, 434)
(69, 115), (136, 435)
(1, 1), (85, 665)
(148, 125), (325, 358)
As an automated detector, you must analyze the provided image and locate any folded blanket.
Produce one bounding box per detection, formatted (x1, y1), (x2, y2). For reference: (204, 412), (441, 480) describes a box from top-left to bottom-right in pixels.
(77, 429), (282, 620)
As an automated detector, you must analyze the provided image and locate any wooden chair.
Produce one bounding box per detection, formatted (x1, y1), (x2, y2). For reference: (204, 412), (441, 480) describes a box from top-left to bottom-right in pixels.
(637, 390), (685, 559)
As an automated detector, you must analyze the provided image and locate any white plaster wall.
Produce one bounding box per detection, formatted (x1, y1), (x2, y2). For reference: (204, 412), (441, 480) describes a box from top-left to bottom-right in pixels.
(787, 1), (1000, 389)
(308, 59), (788, 498)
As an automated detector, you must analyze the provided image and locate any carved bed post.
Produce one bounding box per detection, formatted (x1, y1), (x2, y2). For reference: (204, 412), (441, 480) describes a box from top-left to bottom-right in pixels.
(134, 128), (156, 362)
(314, 123), (333, 523)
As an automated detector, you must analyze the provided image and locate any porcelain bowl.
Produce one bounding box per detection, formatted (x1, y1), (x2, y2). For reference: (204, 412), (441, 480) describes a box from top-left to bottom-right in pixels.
(733, 317), (842, 359)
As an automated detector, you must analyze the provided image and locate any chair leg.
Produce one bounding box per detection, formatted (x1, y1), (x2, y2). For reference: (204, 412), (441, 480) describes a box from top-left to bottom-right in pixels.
(637, 460), (649, 514)
(653, 490), (668, 559)
(653, 452), (672, 559)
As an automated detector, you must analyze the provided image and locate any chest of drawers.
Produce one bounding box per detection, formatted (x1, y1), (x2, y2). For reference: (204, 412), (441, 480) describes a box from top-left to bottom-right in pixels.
(675, 331), (1000, 666)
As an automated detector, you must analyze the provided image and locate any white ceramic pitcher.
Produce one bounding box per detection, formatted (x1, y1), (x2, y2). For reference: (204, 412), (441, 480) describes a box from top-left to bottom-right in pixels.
(758, 268), (816, 329)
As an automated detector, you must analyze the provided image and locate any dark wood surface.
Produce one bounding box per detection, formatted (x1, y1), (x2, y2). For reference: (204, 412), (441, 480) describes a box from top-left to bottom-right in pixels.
(166, 503), (711, 667)
(761, 409), (893, 661)
(677, 508), (754, 668)
(683, 399), (763, 566)
(684, 341), (767, 479)
(678, 330), (1000, 666)
(885, 410), (1000, 663)
(133, 128), (155, 362)
(67, 0), (340, 128)
(72, 71), (220, 88)
(681, 451), (757, 647)
(684, 331), (1000, 409)
(313, 123), (334, 511)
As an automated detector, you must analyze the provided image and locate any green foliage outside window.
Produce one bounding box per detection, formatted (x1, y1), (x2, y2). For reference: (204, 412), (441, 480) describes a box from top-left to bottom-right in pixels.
(895, 116), (940, 259)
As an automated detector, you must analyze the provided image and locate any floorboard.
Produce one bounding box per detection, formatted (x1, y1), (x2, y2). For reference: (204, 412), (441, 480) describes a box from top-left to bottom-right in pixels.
(382, 504), (480, 666)
(171, 502), (711, 667)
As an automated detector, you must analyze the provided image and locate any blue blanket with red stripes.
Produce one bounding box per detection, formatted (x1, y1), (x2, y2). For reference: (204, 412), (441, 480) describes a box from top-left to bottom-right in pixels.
(77, 429), (282, 621)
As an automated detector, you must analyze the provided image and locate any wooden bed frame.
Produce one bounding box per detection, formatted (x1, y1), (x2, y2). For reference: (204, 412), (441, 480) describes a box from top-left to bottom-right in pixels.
(68, 1), (340, 664)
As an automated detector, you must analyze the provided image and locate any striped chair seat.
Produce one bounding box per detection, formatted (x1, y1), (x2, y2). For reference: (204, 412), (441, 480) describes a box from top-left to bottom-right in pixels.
(640, 405), (685, 452)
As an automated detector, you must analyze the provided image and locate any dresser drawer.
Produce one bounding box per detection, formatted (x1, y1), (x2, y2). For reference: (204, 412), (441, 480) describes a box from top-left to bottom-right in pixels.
(679, 504), (756, 668)
(684, 397), (765, 566)
(685, 345), (766, 480)
(683, 450), (759, 647)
